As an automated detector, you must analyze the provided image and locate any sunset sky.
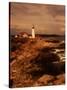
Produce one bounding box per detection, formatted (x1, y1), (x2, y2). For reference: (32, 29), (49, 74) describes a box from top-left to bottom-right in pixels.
(10, 2), (65, 35)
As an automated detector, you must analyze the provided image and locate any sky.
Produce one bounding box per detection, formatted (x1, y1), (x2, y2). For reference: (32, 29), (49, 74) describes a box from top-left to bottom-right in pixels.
(10, 2), (65, 35)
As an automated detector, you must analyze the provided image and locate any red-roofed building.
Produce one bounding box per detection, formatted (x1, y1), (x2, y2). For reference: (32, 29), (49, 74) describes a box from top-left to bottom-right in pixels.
(18, 32), (29, 38)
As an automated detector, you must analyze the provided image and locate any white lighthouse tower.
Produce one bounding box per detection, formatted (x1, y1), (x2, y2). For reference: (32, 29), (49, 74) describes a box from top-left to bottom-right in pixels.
(32, 25), (35, 38)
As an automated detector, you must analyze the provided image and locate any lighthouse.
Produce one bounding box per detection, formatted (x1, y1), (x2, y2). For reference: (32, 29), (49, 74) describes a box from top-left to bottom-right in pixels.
(32, 25), (35, 38)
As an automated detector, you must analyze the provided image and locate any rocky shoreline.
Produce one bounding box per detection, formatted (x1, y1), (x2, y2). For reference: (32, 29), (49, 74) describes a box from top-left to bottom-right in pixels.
(9, 38), (65, 88)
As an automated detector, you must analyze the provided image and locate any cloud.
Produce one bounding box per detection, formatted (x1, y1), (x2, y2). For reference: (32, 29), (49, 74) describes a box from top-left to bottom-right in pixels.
(45, 5), (65, 17)
(10, 2), (65, 35)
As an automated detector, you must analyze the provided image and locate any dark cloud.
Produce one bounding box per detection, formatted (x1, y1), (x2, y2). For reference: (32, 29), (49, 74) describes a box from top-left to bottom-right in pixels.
(10, 2), (65, 35)
(45, 5), (65, 17)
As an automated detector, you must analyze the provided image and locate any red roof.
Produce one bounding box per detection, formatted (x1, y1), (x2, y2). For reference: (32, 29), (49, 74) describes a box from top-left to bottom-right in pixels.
(19, 32), (28, 35)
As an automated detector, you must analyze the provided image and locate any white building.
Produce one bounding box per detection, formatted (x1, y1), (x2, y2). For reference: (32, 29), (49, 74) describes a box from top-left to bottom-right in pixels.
(19, 32), (28, 38)
(32, 25), (35, 38)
